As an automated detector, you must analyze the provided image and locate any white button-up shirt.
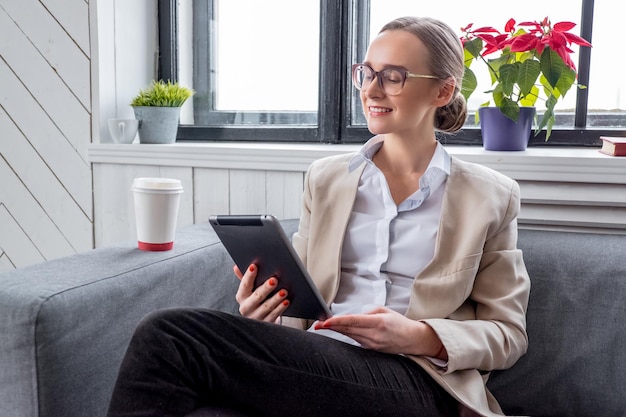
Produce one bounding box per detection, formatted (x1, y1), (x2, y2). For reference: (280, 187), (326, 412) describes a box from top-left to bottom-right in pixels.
(309, 135), (451, 346)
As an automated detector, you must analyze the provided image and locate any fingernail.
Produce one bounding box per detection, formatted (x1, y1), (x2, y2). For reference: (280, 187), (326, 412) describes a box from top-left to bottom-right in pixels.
(268, 278), (277, 287)
(279, 289), (286, 297)
(249, 264), (256, 272)
(282, 300), (290, 306)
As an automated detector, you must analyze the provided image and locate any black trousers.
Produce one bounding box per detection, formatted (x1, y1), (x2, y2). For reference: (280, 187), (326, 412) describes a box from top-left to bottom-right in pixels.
(107, 308), (459, 417)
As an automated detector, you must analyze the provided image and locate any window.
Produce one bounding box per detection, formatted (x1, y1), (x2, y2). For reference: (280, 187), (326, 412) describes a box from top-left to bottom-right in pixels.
(159, 0), (625, 146)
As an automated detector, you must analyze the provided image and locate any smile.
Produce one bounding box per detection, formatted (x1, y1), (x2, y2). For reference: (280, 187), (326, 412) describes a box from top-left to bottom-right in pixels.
(369, 106), (392, 113)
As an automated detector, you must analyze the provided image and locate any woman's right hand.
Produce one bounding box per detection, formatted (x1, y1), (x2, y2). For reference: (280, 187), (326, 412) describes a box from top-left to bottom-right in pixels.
(234, 264), (290, 323)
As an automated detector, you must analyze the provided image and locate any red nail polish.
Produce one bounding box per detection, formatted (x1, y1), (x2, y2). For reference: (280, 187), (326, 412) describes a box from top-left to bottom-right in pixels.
(269, 278), (277, 287)
(249, 264), (256, 272)
(279, 289), (286, 297)
(282, 300), (289, 306)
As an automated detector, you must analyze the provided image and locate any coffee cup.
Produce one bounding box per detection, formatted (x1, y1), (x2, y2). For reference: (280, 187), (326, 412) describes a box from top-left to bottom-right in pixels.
(108, 119), (139, 144)
(131, 177), (183, 251)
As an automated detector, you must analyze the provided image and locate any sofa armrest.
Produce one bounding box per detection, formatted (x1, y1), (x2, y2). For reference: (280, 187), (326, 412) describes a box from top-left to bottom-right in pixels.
(0, 221), (305, 417)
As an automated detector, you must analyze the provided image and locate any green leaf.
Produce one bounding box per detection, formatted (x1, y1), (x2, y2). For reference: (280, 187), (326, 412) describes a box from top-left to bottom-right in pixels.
(540, 48), (568, 88)
(499, 63), (519, 98)
(463, 49), (475, 67)
(464, 38), (483, 59)
(535, 95), (558, 139)
(519, 85), (539, 107)
(461, 67), (477, 101)
(487, 55), (509, 84)
(492, 84), (504, 107)
(539, 74), (556, 98)
(555, 66), (576, 98)
(500, 97), (520, 122)
(517, 59), (541, 96)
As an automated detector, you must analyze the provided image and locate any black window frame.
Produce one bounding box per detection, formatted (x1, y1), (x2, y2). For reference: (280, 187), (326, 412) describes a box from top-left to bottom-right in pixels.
(158, 0), (619, 147)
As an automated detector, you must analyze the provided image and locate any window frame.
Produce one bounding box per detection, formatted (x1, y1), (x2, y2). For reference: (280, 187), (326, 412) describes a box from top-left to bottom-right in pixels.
(158, 0), (618, 147)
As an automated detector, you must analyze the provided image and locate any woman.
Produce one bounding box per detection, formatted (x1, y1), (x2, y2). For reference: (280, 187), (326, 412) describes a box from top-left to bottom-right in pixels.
(107, 16), (530, 417)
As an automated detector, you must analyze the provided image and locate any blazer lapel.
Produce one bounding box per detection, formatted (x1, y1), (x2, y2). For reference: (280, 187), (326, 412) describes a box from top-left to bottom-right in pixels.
(309, 159), (365, 302)
(405, 158), (466, 319)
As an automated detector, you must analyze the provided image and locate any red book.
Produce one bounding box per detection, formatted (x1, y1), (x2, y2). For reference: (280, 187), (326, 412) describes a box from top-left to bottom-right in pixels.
(599, 136), (626, 156)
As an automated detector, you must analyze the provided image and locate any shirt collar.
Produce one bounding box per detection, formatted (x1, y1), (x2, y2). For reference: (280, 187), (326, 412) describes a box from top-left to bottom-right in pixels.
(348, 135), (451, 210)
(348, 135), (451, 176)
(348, 135), (385, 172)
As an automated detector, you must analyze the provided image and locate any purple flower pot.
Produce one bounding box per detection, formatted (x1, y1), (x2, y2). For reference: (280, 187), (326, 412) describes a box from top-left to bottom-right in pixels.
(479, 107), (535, 151)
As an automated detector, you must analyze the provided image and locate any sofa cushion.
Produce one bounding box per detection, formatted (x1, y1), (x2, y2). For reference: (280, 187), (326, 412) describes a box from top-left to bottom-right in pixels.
(487, 229), (626, 416)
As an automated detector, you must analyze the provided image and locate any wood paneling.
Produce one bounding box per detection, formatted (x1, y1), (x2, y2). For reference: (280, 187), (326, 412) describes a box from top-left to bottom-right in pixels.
(88, 143), (626, 246)
(0, 0), (93, 270)
(0, 203), (44, 271)
(0, 0), (91, 109)
(194, 168), (230, 223)
(266, 171), (304, 219)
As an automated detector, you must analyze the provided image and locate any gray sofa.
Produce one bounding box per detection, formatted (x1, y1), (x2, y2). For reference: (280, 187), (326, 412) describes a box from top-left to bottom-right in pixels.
(1, 219), (624, 417)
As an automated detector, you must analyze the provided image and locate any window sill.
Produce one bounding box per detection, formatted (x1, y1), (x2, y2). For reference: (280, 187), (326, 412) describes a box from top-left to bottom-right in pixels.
(87, 141), (626, 185)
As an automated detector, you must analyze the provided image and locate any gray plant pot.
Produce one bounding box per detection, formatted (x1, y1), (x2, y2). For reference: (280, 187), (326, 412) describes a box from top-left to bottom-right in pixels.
(133, 106), (182, 144)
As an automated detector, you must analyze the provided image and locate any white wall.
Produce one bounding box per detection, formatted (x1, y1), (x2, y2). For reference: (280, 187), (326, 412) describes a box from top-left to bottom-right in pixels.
(94, 0), (158, 142)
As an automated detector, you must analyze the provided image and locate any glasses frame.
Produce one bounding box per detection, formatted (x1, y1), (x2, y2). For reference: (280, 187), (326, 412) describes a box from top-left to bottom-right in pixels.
(351, 63), (440, 96)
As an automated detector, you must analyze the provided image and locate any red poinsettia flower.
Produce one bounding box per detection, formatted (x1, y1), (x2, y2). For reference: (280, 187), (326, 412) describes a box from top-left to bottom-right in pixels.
(510, 17), (592, 70)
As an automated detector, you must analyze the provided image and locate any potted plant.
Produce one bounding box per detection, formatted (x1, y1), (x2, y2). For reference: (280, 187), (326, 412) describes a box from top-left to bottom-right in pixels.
(131, 80), (194, 144)
(460, 17), (591, 150)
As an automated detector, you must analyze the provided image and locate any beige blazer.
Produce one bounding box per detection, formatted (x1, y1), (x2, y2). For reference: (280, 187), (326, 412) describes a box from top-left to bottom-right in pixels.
(284, 152), (531, 417)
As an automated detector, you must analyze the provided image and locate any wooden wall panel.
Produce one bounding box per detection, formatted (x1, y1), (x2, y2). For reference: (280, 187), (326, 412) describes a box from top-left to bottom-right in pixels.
(40, 0), (91, 55)
(0, 0), (91, 108)
(90, 158), (626, 246)
(0, 251), (15, 273)
(0, 61), (92, 214)
(519, 181), (626, 206)
(0, 158), (76, 260)
(0, 0), (94, 271)
(0, 203), (44, 271)
(194, 168), (230, 222)
(0, 110), (92, 251)
(266, 171), (304, 220)
(517, 180), (626, 230)
(229, 170), (267, 215)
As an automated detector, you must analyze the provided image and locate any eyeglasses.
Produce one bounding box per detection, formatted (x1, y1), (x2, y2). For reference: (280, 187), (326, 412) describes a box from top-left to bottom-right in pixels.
(351, 63), (440, 96)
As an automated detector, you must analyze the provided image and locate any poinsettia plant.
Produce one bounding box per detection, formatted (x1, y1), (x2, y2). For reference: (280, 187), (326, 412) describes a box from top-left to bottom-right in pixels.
(461, 17), (592, 139)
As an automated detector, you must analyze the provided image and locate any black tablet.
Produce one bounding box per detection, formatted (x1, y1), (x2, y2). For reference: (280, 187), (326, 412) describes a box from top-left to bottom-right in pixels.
(208, 214), (332, 320)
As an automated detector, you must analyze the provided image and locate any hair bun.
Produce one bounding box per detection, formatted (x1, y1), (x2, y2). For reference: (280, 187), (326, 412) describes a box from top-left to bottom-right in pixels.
(435, 94), (467, 133)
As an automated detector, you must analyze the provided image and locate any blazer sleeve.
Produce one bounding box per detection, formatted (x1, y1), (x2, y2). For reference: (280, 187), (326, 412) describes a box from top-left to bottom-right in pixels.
(421, 180), (530, 374)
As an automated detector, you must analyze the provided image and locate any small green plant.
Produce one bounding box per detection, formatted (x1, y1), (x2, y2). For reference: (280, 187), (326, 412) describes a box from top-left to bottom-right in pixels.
(131, 80), (194, 107)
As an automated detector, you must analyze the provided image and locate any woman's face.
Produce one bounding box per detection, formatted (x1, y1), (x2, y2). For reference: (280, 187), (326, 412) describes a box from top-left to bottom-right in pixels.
(360, 30), (447, 137)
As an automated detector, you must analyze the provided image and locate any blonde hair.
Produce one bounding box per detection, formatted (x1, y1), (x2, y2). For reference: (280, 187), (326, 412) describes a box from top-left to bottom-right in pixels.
(379, 16), (468, 133)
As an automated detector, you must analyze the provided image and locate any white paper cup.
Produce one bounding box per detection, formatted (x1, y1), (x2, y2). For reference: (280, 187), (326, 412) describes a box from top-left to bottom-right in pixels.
(131, 177), (183, 251)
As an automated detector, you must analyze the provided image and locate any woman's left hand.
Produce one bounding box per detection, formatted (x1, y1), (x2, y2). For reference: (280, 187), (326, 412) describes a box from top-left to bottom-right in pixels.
(315, 307), (445, 358)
